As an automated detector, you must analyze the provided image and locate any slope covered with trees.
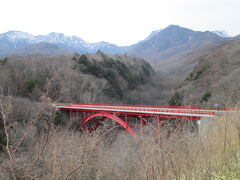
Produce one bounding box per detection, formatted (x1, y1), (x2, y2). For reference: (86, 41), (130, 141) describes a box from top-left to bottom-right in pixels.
(169, 39), (240, 106)
(0, 52), (163, 105)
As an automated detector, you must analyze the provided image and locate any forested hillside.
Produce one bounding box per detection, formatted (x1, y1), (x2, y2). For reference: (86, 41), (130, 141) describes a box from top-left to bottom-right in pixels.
(169, 39), (240, 106)
(0, 52), (163, 105)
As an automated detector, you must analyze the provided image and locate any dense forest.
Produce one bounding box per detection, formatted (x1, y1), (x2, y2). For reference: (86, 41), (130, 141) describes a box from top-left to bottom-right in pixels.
(170, 39), (240, 106)
(0, 52), (166, 105)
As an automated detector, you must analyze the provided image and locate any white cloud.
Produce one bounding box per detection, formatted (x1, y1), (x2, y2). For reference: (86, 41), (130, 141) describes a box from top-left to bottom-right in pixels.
(0, 0), (239, 45)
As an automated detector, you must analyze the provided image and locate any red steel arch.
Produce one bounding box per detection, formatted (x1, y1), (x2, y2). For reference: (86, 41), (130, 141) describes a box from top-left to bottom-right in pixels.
(80, 112), (137, 136)
(82, 117), (106, 132)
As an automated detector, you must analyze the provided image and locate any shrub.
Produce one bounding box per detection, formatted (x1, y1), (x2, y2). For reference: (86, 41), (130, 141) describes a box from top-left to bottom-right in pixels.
(168, 92), (183, 106)
(193, 64), (211, 80)
(0, 57), (8, 65)
(0, 117), (6, 151)
(200, 92), (212, 103)
(25, 79), (40, 93)
(186, 64), (211, 81)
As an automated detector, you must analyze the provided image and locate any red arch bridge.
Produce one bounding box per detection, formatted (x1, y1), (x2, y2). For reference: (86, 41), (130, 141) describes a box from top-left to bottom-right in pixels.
(53, 103), (232, 137)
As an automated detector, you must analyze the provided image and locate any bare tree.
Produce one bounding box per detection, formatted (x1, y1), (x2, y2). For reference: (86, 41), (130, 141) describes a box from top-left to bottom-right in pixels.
(0, 74), (57, 179)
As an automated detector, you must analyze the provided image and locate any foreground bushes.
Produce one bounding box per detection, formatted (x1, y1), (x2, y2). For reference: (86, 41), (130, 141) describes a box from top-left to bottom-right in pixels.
(1, 101), (239, 179)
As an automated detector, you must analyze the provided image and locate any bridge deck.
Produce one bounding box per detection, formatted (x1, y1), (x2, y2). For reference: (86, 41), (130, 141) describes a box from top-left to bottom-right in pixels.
(54, 103), (229, 118)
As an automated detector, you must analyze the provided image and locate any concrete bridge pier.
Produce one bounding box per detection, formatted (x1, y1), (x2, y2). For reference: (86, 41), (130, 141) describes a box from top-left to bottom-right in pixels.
(197, 117), (215, 137)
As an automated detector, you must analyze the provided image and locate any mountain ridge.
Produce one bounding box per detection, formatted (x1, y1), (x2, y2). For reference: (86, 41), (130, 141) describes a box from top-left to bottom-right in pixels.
(10, 42), (73, 56)
(127, 25), (226, 63)
(0, 31), (127, 57)
(0, 25), (234, 59)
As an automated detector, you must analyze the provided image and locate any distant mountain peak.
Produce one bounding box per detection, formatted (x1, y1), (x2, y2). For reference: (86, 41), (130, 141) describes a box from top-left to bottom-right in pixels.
(0, 30), (36, 41)
(0, 30), (127, 56)
(128, 25), (226, 62)
(46, 32), (68, 39)
(42, 32), (73, 42)
(145, 29), (162, 41)
(167, 24), (181, 28)
(163, 25), (195, 34)
(48, 32), (64, 36)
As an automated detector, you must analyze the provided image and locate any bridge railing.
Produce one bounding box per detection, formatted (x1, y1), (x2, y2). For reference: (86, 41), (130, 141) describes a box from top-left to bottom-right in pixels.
(54, 104), (223, 116)
(71, 103), (232, 111)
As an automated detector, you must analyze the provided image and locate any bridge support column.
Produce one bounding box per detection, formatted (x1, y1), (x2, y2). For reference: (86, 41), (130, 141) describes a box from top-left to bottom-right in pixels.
(69, 110), (72, 121)
(157, 116), (161, 136)
(125, 114), (128, 124)
(179, 119), (184, 137)
(76, 111), (79, 124)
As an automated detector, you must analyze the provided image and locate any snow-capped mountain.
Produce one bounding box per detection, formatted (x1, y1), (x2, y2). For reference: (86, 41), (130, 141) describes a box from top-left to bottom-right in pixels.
(127, 25), (227, 62)
(0, 31), (127, 57)
(0, 31), (38, 56)
(36, 32), (128, 53)
(36, 32), (88, 53)
(0, 27), (233, 58)
(0, 31), (37, 42)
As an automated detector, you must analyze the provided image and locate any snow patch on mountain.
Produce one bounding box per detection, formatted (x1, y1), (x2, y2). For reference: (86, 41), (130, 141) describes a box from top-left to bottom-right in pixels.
(212, 31), (230, 37)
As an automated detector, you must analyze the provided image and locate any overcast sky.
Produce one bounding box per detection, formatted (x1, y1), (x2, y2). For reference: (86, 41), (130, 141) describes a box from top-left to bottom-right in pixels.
(1, 0), (239, 46)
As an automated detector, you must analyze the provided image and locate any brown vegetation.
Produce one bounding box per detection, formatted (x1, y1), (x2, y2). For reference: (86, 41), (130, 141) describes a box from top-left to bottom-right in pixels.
(0, 53), (164, 105)
(1, 92), (239, 179)
(1, 47), (240, 179)
(170, 39), (240, 106)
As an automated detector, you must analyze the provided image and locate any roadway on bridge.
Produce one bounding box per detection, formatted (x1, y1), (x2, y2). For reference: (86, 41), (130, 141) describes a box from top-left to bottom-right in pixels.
(54, 103), (228, 118)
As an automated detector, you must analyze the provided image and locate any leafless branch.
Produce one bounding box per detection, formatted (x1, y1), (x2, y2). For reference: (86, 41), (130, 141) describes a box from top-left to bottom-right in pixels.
(0, 96), (16, 180)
